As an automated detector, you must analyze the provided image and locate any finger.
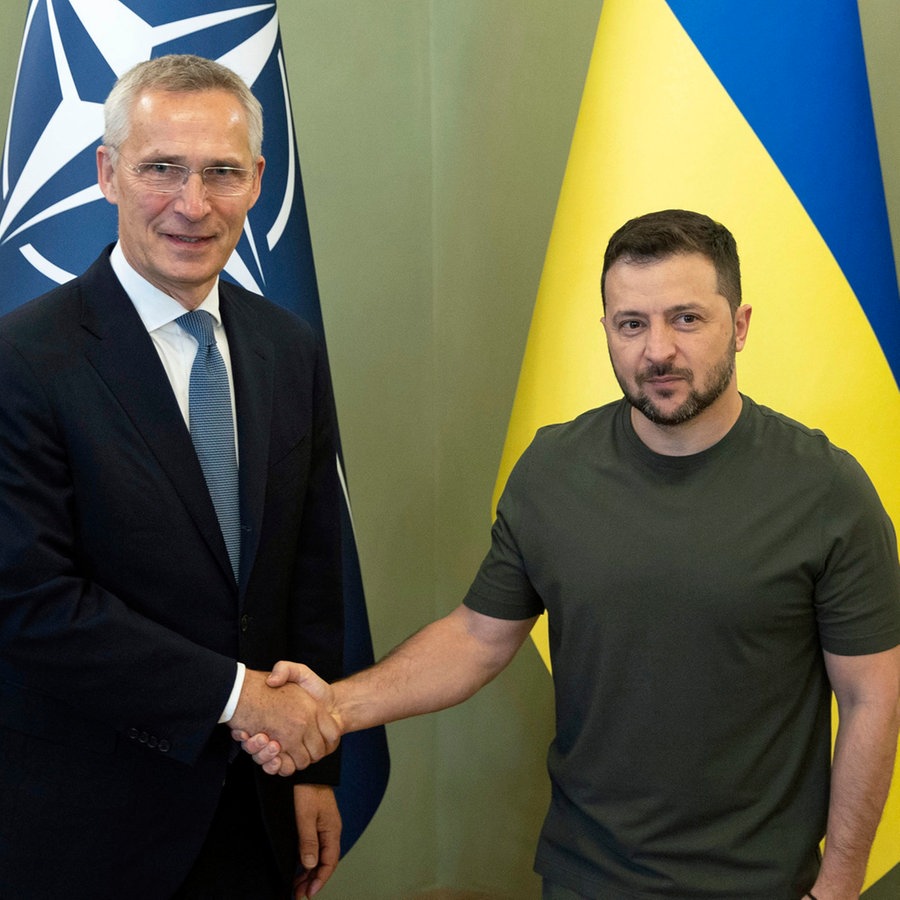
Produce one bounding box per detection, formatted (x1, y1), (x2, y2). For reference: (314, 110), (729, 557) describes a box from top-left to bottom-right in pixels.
(287, 690), (328, 765)
(305, 859), (338, 898)
(301, 739), (325, 767)
(289, 746), (313, 772)
(293, 870), (314, 900)
(317, 710), (341, 751)
(242, 732), (275, 755)
(262, 754), (293, 777)
(307, 821), (340, 895)
(296, 810), (320, 874)
(252, 748), (281, 769)
(250, 740), (281, 762)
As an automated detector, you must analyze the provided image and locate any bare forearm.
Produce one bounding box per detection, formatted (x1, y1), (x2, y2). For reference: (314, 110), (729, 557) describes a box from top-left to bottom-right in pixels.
(813, 648), (900, 898)
(332, 605), (536, 734)
(813, 708), (898, 896)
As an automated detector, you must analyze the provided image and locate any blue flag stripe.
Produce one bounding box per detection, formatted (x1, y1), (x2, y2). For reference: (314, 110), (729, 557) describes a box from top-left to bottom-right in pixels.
(666, 0), (900, 384)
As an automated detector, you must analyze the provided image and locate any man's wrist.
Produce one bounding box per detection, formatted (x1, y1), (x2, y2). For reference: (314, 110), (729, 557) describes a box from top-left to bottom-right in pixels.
(219, 662), (246, 723)
(329, 680), (351, 734)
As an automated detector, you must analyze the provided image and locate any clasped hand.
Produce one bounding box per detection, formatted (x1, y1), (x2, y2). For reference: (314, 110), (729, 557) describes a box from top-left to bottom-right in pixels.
(228, 666), (339, 774)
(231, 662), (337, 776)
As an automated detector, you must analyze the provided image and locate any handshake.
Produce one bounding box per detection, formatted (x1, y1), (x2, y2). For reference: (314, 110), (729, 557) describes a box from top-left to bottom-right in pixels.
(228, 662), (339, 777)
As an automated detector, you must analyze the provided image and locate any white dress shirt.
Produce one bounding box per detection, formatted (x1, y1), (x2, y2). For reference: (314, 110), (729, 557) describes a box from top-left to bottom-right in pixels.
(110, 243), (245, 723)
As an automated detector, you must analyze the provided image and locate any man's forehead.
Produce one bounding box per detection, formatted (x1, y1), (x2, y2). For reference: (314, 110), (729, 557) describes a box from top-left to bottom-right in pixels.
(604, 255), (727, 314)
(129, 89), (248, 126)
(124, 90), (253, 155)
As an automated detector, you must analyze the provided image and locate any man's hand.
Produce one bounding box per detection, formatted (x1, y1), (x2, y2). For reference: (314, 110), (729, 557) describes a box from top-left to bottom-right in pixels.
(292, 784), (341, 899)
(232, 663), (337, 777)
(226, 668), (340, 773)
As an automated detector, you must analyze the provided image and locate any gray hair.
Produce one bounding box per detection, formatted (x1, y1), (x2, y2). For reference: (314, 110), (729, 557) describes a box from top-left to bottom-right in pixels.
(103, 54), (263, 159)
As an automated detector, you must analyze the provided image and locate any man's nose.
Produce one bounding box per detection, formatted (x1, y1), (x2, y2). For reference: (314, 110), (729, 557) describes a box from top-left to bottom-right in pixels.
(643, 324), (677, 362)
(174, 172), (211, 217)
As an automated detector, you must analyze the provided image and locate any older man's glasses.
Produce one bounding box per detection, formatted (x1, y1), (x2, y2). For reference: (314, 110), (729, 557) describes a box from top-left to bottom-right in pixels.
(119, 157), (256, 197)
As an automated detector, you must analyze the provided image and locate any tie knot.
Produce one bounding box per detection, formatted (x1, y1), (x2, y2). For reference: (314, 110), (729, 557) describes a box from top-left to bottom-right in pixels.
(177, 309), (217, 348)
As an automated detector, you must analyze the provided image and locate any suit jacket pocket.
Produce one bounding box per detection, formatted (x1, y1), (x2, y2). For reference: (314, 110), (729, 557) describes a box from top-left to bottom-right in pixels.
(0, 681), (131, 811)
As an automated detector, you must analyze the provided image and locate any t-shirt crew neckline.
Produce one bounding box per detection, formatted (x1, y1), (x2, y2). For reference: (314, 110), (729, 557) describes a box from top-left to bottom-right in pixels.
(618, 393), (752, 471)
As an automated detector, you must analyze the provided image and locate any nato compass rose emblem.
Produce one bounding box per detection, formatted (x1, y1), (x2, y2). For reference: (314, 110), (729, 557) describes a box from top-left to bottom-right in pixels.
(1, 0), (319, 323)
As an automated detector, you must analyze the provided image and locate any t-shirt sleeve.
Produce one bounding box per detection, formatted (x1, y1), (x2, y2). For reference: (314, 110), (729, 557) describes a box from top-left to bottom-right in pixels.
(463, 453), (545, 621)
(815, 451), (900, 655)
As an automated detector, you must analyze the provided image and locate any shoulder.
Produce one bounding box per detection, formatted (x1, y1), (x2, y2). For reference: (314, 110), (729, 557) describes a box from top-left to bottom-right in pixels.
(0, 273), (86, 341)
(743, 397), (882, 507)
(743, 398), (852, 467)
(0, 284), (94, 387)
(219, 281), (320, 350)
(526, 400), (623, 458)
(0, 248), (117, 348)
(504, 400), (624, 494)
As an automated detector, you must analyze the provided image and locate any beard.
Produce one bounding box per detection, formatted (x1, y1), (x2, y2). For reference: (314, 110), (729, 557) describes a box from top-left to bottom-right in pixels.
(615, 338), (737, 427)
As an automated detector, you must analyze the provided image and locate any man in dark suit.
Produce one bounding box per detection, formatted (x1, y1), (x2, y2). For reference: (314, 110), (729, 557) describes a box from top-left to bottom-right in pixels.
(0, 54), (343, 899)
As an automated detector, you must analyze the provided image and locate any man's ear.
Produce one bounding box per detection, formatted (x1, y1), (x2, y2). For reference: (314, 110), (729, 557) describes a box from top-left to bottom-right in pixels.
(96, 146), (118, 205)
(734, 304), (752, 352)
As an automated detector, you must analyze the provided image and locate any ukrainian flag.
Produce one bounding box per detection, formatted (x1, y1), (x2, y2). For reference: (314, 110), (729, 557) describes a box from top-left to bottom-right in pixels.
(494, 1), (900, 891)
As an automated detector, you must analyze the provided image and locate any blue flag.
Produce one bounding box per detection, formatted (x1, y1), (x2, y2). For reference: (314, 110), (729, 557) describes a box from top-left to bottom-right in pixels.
(0, 0), (389, 854)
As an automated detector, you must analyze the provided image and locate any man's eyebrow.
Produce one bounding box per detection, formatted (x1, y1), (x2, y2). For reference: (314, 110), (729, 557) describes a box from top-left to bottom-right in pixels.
(137, 153), (246, 167)
(613, 302), (710, 318)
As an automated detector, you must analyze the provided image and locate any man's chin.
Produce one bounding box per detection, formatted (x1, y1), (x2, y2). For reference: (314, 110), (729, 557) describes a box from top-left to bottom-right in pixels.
(627, 394), (697, 428)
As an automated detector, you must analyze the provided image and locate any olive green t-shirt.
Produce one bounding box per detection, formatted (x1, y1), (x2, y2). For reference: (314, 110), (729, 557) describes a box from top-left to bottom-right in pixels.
(464, 396), (900, 900)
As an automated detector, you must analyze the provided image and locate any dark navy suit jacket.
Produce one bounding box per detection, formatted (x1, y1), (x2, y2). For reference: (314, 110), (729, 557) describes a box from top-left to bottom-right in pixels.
(0, 247), (343, 897)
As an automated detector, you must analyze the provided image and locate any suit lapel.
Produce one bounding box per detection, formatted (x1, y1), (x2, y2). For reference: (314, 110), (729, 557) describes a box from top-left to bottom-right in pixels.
(78, 252), (236, 587)
(220, 283), (274, 597)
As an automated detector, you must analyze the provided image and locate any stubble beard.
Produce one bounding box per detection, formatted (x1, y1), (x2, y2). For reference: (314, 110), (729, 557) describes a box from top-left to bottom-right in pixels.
(617, 339), (737, 428)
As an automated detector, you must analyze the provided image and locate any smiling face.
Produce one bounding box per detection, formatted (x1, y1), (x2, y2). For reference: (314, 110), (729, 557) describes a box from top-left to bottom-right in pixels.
(602, 252), (752, 452)
(97, 88), (264, 309)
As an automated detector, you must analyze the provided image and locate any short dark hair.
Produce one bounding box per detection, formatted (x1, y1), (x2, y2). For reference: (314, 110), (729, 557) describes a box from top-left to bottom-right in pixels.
(601, 209), (742, 312)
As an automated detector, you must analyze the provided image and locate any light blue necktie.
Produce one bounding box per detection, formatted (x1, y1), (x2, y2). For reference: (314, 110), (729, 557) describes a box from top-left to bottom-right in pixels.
(177, 310), (240, 581)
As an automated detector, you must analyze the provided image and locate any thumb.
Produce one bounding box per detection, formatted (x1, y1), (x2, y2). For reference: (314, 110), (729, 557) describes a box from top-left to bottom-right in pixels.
(297, 668), (333, 705)
(267, 662), (331, 703)
(266, 659), (306, 687)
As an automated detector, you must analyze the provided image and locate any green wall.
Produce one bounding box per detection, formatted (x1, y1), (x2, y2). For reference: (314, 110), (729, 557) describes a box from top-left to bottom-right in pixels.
(2, 3), (898, 897)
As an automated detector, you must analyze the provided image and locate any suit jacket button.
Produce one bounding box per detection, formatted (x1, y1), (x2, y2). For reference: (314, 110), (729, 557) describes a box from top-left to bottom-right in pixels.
(240, 614), (249, 633)
(147, 735), (158, 748)
(127, 727), (140, 741)
(139, 731), (149, 744)
(158, 740), (170, 753)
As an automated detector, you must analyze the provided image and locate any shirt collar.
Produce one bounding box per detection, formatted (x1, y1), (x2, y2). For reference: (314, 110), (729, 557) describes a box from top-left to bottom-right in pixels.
(110, 242), (222, 332)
